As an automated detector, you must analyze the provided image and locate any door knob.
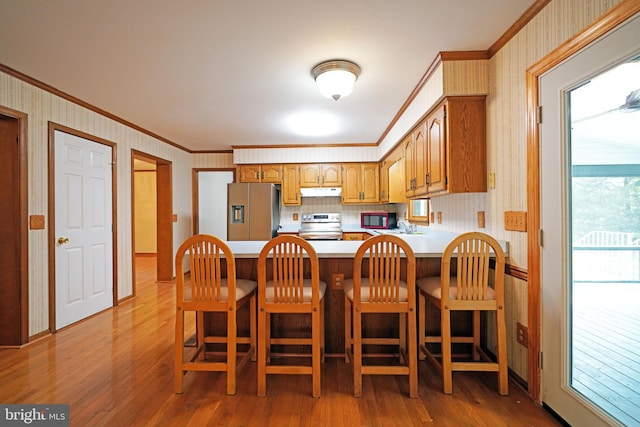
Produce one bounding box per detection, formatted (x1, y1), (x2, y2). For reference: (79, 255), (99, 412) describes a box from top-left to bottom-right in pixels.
(57, 237), (70, 245)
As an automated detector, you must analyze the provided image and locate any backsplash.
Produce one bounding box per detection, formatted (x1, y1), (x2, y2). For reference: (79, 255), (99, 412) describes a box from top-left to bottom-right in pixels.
(280, 199), (403, 227)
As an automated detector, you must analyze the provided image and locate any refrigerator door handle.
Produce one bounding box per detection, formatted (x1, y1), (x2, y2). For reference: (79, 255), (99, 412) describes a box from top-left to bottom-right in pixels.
(231, 205), (245, 223)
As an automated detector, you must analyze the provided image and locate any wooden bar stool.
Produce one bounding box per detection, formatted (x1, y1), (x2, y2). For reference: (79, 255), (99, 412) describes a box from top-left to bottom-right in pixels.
(344, 234), (418, 398)
(417, 231), (508, 395)
(174, 234), (257, 395)
(257, 235), (326, 398)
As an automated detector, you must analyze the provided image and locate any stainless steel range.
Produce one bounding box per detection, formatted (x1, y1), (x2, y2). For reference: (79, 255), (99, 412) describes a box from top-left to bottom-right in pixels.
(298, 213), (342, 240)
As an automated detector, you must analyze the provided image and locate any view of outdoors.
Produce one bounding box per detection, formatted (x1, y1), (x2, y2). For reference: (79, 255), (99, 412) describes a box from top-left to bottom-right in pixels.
(569, 56), (640, 425)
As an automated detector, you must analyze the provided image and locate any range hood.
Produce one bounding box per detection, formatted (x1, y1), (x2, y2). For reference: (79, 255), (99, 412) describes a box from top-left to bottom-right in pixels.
(300, 187), (342, 198)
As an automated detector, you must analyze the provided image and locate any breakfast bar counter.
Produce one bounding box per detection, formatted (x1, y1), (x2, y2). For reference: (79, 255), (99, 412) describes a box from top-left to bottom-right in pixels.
(228, 229), (508, 258)
(207, 230), (508, 355)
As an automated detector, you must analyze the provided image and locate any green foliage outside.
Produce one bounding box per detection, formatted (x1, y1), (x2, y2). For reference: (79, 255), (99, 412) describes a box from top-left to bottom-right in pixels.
(572, 177), (640, 242)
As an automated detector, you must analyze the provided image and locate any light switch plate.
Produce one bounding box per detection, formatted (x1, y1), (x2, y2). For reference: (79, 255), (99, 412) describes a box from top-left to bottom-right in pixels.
(29, 215), (45, 230)
(504, 211), (527, 232)
(477, 211), (485, 228)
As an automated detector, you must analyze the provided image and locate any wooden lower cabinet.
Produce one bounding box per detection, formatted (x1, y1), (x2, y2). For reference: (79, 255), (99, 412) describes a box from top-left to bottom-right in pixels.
(203, 257), (455, 355)
(342, 232), (370, 241)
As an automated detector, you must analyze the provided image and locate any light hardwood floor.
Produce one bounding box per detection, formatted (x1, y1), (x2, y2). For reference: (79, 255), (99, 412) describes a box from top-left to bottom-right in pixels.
(0, 256), (562, 426)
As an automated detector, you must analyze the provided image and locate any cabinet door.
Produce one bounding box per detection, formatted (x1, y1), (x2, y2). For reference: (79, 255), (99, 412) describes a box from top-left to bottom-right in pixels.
(341, 164), (361, 203)
(321, 163), (342, 186)
(445, 97), (487, 193)
(427, 105), (447, 194)
(403, 134), (415, 197)
(388, 160), (407, 203)
(379, 162), (389, 202)
(238, 165), (261, 182)
(282, 164), (300, 206)
(360, 163), (379, 203)
(261, 164), (282, 183)
(300, 164), (321, 187)
(413, 120), (428, 196)
(343, 233), (364, 241)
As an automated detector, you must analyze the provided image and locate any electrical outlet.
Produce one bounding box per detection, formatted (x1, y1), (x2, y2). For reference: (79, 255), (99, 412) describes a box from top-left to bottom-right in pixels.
(437, 212), (442, 224)
(293, 213), (299, 221)
(430, 212), (435, 223)
(477, 211), (485, 228)
(331, 273), (344, 290)
(517, 322), (528, 348)
(488, 172), (496, 189)
(504, 211), (527, 232)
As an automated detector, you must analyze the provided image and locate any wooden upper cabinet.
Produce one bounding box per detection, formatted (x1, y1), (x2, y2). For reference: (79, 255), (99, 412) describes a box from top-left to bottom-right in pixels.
(379, 161), (389, 203)
(341, 163), (379, 204)
(426, 106), (447, 194)
(404, 95), (486, 198)
(238, 165), (261, 182)
(281, 164), (301, 206)
(261, 164), (283, 183)
(413, 121), (428, 196)
(403, 134), (415, 197)
(404, 120), (427, 198)
(238, 164), (283, 183)
(299, 163), (342, 187)
(430, 96), (487, 195)
(360, 163), (379, 203)
(388, 159), (407, 203)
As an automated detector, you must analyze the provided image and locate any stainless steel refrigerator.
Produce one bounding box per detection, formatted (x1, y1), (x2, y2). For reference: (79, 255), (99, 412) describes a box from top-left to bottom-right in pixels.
(227, 183), (280, 241)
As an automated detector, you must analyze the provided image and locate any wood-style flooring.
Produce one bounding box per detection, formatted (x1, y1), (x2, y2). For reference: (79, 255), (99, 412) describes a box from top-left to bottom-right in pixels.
(0, 256), (563, 426)
(572, 282), (640, 426)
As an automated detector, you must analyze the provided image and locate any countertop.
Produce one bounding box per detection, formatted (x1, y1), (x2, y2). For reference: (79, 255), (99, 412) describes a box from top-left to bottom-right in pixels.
(229, 229), (508, 258)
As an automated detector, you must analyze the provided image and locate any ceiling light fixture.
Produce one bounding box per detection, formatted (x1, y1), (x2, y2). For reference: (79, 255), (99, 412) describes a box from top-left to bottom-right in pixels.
(311, 60), (361, 101)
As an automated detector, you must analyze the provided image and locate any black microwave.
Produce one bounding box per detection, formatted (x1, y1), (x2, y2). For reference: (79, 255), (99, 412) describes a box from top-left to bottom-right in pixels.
(361, 212), (397, 229)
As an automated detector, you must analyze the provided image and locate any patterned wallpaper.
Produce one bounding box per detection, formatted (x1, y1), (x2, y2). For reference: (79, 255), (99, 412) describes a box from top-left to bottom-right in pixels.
(0, 72), (193, 336)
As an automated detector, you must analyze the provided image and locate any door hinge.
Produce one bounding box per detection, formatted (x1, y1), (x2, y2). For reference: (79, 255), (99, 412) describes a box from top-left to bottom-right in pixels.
(537, 105), (543, 124)
(539, 351), (543, 369)
(538, 229), (543, 247)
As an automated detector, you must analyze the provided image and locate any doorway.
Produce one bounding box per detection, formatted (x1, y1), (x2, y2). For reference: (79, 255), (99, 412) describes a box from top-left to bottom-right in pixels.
(536, 11), (640, 426)
(0, 107), (28, 346)
(193, 168), (235, 237)
(131, 151), (173, 290)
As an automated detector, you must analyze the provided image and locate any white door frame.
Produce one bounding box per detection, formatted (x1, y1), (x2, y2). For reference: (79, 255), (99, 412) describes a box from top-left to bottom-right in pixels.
(48, 123), (117, 331)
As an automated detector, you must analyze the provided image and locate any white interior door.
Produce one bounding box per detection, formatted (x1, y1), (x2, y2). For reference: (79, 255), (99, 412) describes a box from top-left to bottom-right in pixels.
(540, 14), (640, 426)
(55, 130), (113, 329)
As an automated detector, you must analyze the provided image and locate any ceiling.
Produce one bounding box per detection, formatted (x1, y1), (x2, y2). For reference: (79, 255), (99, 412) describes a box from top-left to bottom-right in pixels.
(0, 0), (536, 152)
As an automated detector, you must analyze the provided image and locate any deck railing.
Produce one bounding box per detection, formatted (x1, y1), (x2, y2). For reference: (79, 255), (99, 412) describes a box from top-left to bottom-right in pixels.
(573, 231), (640, 283)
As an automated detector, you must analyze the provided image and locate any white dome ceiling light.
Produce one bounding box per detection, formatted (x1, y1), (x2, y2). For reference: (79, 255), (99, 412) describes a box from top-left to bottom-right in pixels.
(311, 60), (361, 101)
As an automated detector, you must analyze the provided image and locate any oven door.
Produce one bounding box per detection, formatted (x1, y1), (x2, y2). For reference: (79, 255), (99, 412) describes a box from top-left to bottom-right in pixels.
(298, 230), (343, 240)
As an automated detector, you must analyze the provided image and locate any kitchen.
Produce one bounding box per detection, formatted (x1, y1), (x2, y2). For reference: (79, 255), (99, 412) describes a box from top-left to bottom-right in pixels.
(1, 1), (639, 425)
